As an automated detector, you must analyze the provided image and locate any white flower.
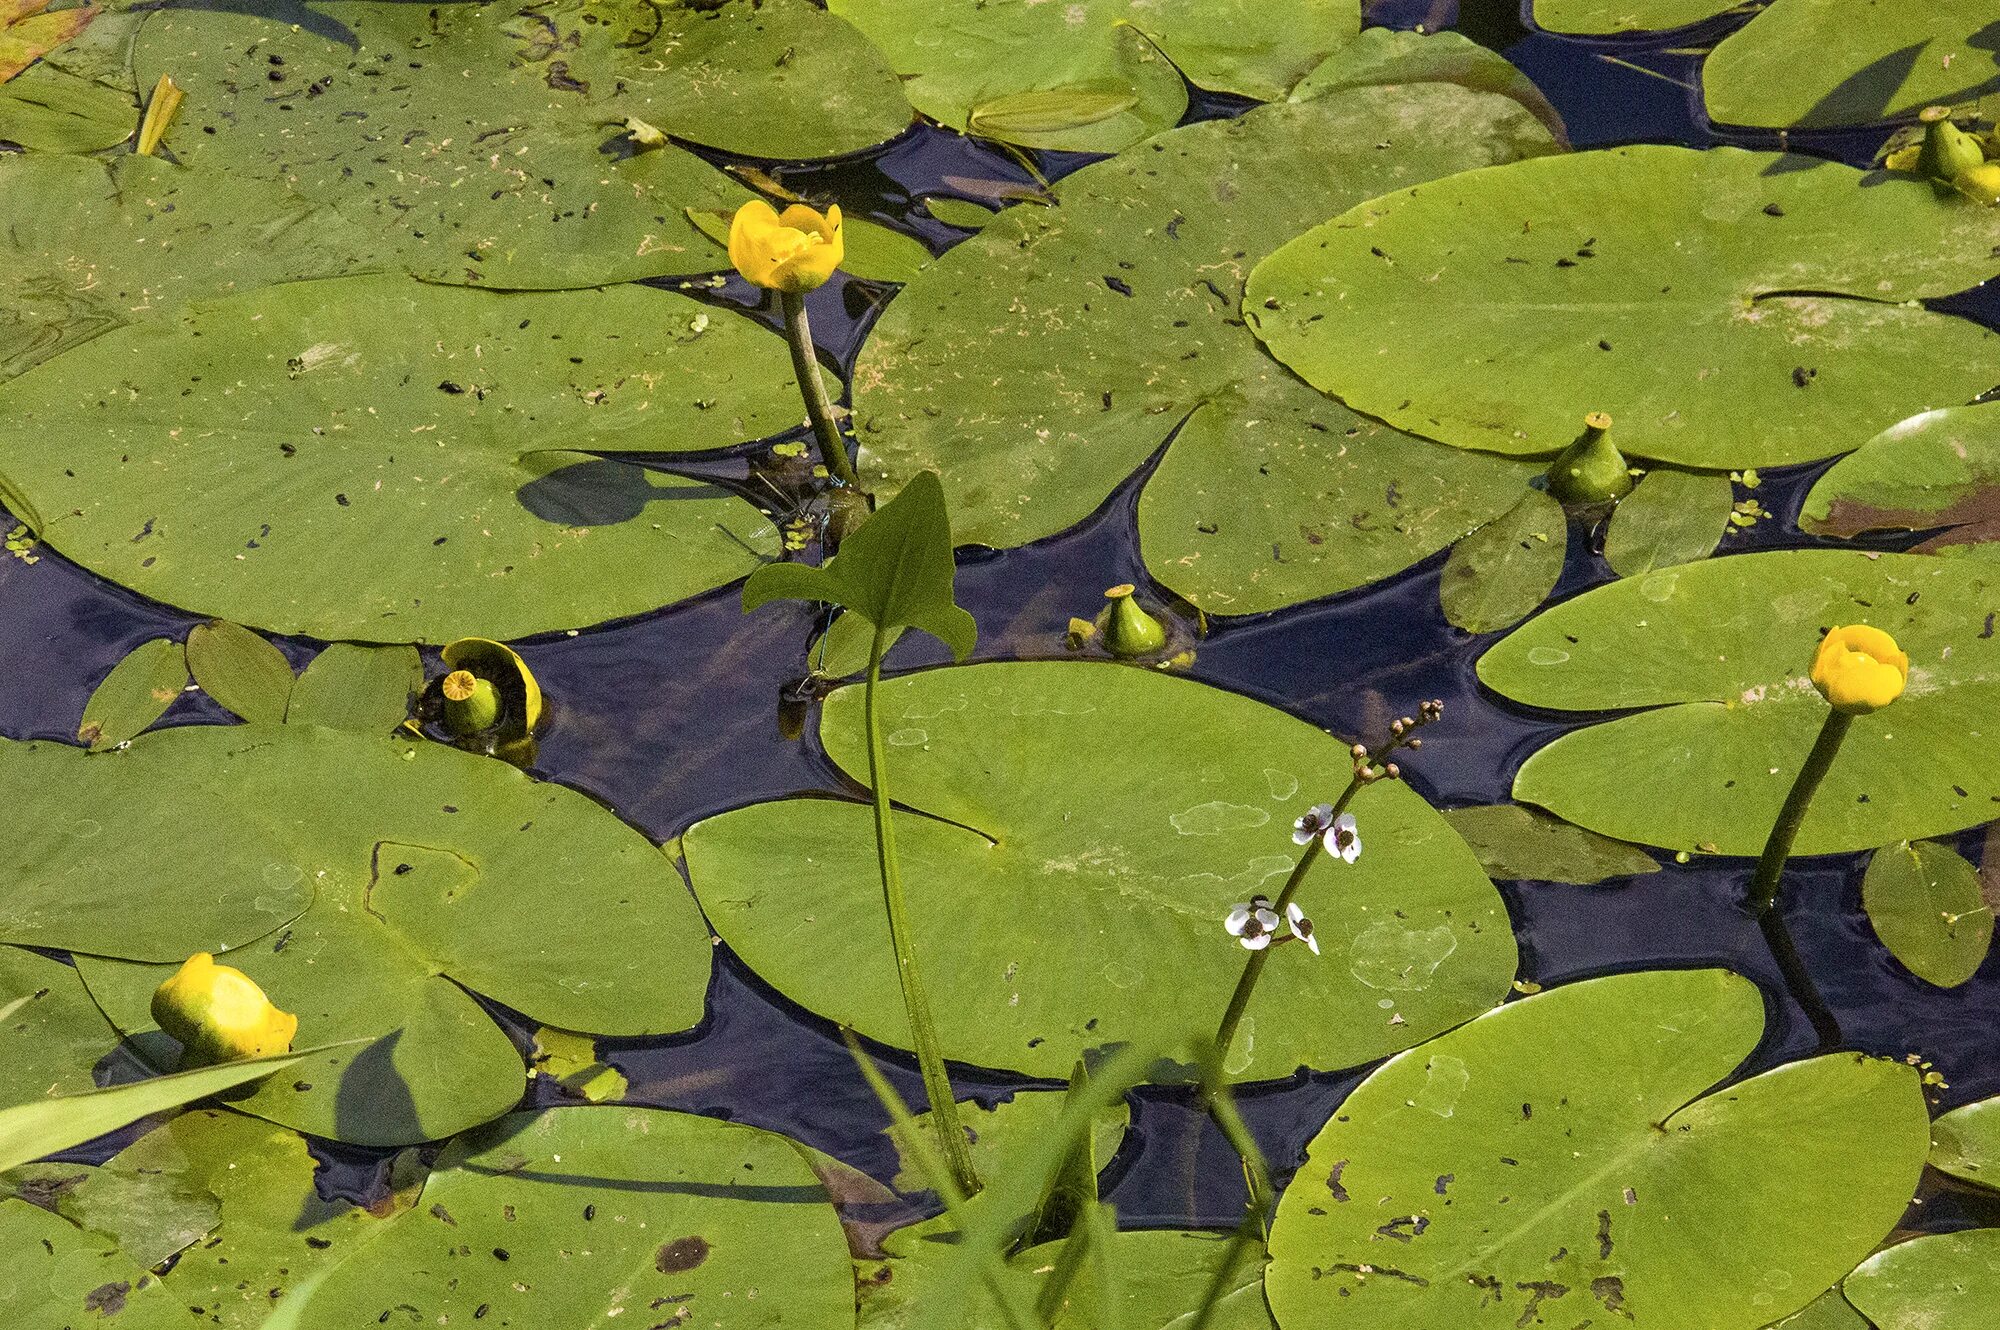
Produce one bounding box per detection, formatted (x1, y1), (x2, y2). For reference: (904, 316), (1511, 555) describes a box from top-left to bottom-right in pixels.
(1285, 902), (1320, 956)
(1224, 895), (1281, 950)
(1292, 803), (1333, 846)
(1323, 812), (1360, 864)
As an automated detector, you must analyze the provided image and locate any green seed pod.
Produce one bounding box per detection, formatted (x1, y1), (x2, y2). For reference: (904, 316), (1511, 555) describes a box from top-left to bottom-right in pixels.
(440, 668), (501, 736)
(1917, 106), (1987, 184)
(1100, 584), (1167, 658)
(1546, 411), (1633, 504)
(1954, 161), (2000, 207)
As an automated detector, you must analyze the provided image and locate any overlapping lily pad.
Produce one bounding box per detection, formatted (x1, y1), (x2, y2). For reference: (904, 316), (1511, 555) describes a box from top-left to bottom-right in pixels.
(1705, 1), (2000, 129)
(1289, 27), (1567, 144)
(1802, 402), (2000, 554)
(0, 273), (790, 641)
(686, 661), (1516, 1082)
(830, 0), (1358, 151)
(0, 947), (123, 1111)
(852, 82), (1559, 616)
(1246, 146), (2000, 469)
(1931, 1093), (2000, 1190)
(1479, 550), (2000, 855)
(1265, 969), (1927, 1329)
(0, 723), (711, 1144)
(129, 2), (908, 286)
(1530, 0), (1736, 34)
(1844, 1228), (2000, 1328)
(1604, 469), (1733, 577)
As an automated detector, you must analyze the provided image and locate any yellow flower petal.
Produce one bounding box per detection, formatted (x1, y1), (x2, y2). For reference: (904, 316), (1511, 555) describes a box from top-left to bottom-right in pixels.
(1810, 624), (1908, 715)
(727, 201), (843, 293)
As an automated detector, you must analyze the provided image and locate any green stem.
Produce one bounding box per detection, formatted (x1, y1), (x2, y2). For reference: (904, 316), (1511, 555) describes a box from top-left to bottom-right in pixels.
(865, 623), (980, 1196)
(1748, 710), (1853, 915)
(779, 289), (862, 491)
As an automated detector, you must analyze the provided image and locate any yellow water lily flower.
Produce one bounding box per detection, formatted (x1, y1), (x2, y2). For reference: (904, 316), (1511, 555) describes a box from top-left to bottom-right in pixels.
(150, 953), (299, 1068)
(1810, 624), (1908, 715)
(727, 200), (843, 293)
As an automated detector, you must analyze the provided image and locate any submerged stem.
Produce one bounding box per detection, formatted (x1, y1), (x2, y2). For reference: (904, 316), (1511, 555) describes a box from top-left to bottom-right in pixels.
(864, 623), (980, 1196)
(779, 290), (862, 491)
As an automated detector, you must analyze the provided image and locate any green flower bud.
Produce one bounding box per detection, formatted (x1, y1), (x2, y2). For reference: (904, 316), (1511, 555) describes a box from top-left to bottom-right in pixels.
(1917, 106), (1987, 184)
(1100, 584), (1167, 658)
(1546, 411), (1633, 504)
(441, 668), (501, 736)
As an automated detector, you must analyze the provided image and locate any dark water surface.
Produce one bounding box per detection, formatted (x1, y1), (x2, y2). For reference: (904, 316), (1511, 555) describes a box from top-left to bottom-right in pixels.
(10, 0), (2000, 1235)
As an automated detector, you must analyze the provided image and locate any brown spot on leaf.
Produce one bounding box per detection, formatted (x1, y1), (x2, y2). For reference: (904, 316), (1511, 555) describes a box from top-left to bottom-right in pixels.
(1327, 1159), (1350, 1202)
(84, 1282), (130, 1315)
(656, 1236), (710, 1273)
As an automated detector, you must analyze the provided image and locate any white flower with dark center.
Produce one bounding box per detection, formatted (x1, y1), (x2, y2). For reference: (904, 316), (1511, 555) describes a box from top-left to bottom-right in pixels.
(1285, 902), (1320, 956)
(1324, 812), (1361, 864)
(1224, 895), (1281, 950)
(1292, 803), (1334, 847)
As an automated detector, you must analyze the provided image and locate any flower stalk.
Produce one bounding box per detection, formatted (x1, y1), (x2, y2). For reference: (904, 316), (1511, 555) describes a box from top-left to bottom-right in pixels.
(779, 290), (863, 492)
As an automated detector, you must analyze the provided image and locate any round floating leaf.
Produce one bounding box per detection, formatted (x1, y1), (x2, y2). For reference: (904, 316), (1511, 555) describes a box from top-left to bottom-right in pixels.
(0, 274), (790, 641)
(1438, 805), (1660, 885)
(2, 1157), (218, 1274)
(0, 723), (710, 1144)
(76, 638), (187, 752)
(0, 946), (123, 1111)
(0, 64), (135, 152)
(0, 1197), (158, 1323)
(687, 661), (1516, 1082)
(1479, 550), (2000, 855)
(1246, 146), (2000, 470)
(1861, 839), (1993, 988)
(1801, 402), (2000, 555)
(1289, 27), (1567, 144)
(285, 644), (421, 734)
(1437, 487), (1565, 634)
(1265, 969), (1928, 1330)
(1530, 0), (1734, 34)
(852, 84), (1556, 616)
(1932, 1094), (2000, 1191)
(283, 1107), (854, 1329)
(1844, 1229), (2000, 1328)
(1705, 0), (2000, 129)
(184, 621), (294, 726)
(1604, 468), (1733, 578)
(830, 0), (1359, 151)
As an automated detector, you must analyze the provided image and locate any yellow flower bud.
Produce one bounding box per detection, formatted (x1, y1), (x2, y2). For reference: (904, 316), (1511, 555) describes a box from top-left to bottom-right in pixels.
(150, 953), (298, 1068)
(1810, 624), (1908, 715)
(727, 200), (844, 293)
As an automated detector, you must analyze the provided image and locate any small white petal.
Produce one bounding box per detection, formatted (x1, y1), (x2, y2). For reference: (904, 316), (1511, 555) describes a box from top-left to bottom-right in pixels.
(1253, 908), (1280, 932)
(1303, 932), (1321, 956)
(1239, 932), (1272, 951)
(1309, 803), (1333, 821)
(1291, 825), (1314, 846)
(1285, 902), (1306, 927)
(1224, 906), (1252, 935)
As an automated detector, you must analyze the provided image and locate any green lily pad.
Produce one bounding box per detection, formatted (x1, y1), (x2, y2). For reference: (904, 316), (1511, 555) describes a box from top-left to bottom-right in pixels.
(184, 621), (294, 727)
(0, 723), (711, 1145)
(1479, 550), (2000, 855)
(829, 0), (1359, 152)
(282, 1107), (854, 1329)
(1289, 27), (1568, 144)
(1801, 402), (2000, 554)
(285, 645), (421, 734)
(921, 196), (999, 230)
(1706, 1), (2000, 129)
(852, 82), (1557, 617)
(1861, 839), (1993, 988)
(2, 1157), (219, 1274)
(1246, 146), (2000, 470)
(0, 946), (123, 1111)
(1604, 469), (1734, 578)
(1844, 1229), (2000, 1328)
(1530, 0), (1735, 35)
(0, 1196), (159, 1323)
(0, 63), (134, 152)
(1265, 969), (1928, 1330)
(1438, 804), (1660, 885)
(76, 638), (187, 752)
(130, 3), (908, 287)
(1771, 1289), (1874, 1330)
(0, 273), (790, 642)
(1437, 487), (1565, 634)
(1931, 1094), (2000, 1191)
(686, 661), (1516, 1082)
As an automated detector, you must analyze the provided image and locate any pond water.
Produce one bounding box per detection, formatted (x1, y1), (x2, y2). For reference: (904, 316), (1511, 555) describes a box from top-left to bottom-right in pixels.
(5, 0), (2000, 1295)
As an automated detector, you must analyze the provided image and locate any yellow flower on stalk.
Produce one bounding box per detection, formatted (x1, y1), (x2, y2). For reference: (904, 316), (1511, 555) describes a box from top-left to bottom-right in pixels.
(1810, 625), (1908, 715)
(727, 200), (843, 292)
(150, 953), (298, 1068)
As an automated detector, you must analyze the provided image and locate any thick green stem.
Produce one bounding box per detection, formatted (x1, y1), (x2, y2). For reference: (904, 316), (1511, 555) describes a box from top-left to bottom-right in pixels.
(1748, 710), (1853, 915)
(779, 290), (861, 491)
(865, 624), (980, 1196)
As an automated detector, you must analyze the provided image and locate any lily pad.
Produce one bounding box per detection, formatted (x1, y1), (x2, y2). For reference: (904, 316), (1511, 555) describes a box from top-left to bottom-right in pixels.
(1801, 402), (2000, 554)
(830, 0), (1359, 151)
(1438, 804), (1660, 885)
(1705, 1), (2000, 129)
(1265, 969), (1928, 1330)
(1931, 1094), (2000, 1191)
(1772, 1289), (1874, 1330)
(1289, 27), (1568, 144)
(184, 621), (294, 727)
(285, 645), (421, 734)
(1437, 487), (1565, 634)
(2, 1157), (219, 1274)
(0, 273), (791, 642)
(1604, 468), (1733, 578)
(1246, 146), (2000, 470)
(1530, 0), (1734, 34)
(686, 660), (1516, 1082)
(0, 723), (711, 1145)
(851, 83), (1557, 617)
(76, 638), (186, 752)
(0, 1197), (158, 1323)
(130, 3), (908, 287)
(0, 946), (123, 1111)
(1844, 1228), (2000, 1328)
(1861, 839), (1993, 988)
(1479, 550), (2000, 855)
(0, 63), (134, 152)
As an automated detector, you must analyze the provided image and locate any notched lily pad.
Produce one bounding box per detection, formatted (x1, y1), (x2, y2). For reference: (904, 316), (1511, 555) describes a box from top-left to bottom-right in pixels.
(1802, 402), (2000, 554)
(1844, 1228), (2000, 1328)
